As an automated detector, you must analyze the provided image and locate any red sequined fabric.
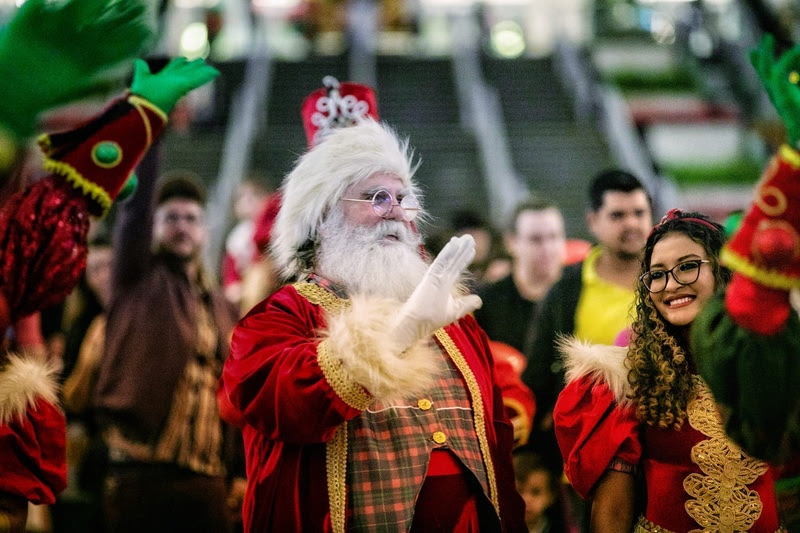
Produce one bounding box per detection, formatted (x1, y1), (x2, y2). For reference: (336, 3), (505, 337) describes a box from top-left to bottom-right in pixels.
(0, 177), (89, 322)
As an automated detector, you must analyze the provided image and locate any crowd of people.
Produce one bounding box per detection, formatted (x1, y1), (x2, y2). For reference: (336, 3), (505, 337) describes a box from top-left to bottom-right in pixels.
(0, 1), (799, 532)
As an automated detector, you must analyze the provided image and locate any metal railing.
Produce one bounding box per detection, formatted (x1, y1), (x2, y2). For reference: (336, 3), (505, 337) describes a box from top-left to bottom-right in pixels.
(204, 19), (273, 274)
(450, 11), (526, 225)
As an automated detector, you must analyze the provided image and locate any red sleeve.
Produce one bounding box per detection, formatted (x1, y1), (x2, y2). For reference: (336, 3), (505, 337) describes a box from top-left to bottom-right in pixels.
(12, 312), (44, 350)
(553, 375), (641, 499)
(495, 359), (535, 427)
(221, 252), (241, 288)
(0, 399), (66, 504)
(489, 341), (536, 427)
(220, 286), (363, 444)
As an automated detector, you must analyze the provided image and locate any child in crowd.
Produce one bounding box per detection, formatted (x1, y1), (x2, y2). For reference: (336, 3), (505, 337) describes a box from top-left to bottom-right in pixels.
(513, 449), (565, 533)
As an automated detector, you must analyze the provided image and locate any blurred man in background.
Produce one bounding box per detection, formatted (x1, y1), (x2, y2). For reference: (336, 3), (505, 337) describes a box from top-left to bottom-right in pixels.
(475, 197), (566, 354)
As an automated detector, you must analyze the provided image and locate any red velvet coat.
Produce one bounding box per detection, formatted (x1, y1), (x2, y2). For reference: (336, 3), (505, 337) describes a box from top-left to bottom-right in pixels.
(0, 388), (66, 504)
(220, 282), (526, 532)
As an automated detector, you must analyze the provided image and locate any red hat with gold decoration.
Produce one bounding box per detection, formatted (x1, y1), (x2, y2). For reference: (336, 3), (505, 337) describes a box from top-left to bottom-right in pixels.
(722, 145), (800, 334)
(255, 77), (380, 259)
(300, 76), (379, 148)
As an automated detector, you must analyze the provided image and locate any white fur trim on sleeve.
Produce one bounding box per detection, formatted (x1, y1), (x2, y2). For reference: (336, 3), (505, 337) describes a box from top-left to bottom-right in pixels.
(557, 336), (632, 406)
(321, 294), (440, 405)
(0, 354), (61, 425)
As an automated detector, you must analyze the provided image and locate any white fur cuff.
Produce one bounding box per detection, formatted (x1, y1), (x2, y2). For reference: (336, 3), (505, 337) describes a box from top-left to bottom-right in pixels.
(321, 294), (440, 405)
(557, 336), (631, 405)
(0, 354), (61, 425)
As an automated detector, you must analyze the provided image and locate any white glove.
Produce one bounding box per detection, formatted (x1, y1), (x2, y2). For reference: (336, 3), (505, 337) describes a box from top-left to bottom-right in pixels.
(391, 234), (483, 353)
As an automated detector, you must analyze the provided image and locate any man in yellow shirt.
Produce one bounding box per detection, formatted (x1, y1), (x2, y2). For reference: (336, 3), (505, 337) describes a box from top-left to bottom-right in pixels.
(520, 169), (652, 530)
(521, 170), (651, 438)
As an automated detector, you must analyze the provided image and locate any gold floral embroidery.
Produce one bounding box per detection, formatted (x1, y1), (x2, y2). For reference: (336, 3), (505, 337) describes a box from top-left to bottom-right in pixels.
(434, 328), (500, 517)
(684, 376), (769, 532)
(634, 516), (787, 533)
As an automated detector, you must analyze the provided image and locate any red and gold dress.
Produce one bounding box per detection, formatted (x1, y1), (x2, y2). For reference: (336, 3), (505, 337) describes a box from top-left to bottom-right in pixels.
(553, 339), (784, 532)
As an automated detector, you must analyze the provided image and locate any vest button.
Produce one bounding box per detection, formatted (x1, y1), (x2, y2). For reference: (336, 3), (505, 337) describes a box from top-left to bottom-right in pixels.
(418, 399), (433, 410)
(432, 431), (447, 444)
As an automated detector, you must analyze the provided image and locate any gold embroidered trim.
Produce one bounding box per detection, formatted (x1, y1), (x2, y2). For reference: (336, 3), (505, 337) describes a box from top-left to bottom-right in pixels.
(721, 248), (800, 290)
(37, 132), (53, 155)
(434, 328), (500, 517)
(317, 340), (372, 410)
(634, 516), (675, 533)
(43, 159), (112, 215)
(294, 282), (350, 312)
(684, 376), (769, 532)
(779, 144), (800, 168)
(634, 515), (787, 533)
(128, 95), (168, 146)
(295, 283), (371, 409)
(326, 424), (348, 533)
(295, 282), (351, 533)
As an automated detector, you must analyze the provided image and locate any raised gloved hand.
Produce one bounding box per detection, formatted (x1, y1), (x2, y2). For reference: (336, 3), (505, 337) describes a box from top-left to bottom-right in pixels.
(391, 234), (482, 352)
(0, 0), (151, 138)
(131, 57), (220, 114)
(750, 34), (800, 147)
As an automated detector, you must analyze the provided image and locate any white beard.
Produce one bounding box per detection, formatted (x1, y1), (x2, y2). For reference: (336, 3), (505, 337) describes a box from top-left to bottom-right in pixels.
(316, 210), (429, 301)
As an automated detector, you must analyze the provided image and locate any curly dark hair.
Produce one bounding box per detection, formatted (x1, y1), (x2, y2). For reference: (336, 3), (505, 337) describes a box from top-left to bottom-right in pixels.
(626, 210), (730, 429)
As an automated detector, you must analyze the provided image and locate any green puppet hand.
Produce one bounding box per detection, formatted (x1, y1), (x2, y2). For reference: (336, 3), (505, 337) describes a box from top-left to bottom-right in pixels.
(750, 34), (800, 147)
(130, 57), (220, 115)
(0, 0), (151, 138)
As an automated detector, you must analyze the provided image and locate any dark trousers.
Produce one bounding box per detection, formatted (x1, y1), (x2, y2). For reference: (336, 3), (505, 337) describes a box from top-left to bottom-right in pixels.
(103, 464), (232, 533)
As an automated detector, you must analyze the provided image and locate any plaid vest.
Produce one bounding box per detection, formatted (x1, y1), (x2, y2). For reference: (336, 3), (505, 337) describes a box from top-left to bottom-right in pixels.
(346, 340), (489, 530)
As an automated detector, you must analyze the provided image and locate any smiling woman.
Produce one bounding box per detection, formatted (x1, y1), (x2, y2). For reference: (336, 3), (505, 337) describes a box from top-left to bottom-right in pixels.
(552, 210), (787, 533)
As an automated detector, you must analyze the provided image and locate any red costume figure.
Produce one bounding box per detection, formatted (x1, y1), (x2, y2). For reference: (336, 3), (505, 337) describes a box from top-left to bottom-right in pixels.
(220, 115), (526, 531)
(689, 36), (800, 528)
(0, 92), (167, 528)
(554, 211), (784, 532)
(489, 340), (536, 447)
(0, 51), (218, 530)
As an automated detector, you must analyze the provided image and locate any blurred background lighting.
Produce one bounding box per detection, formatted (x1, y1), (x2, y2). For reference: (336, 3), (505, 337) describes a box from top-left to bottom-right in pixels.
(491, 20), (526, 58)
(689, 29), (714, 58)
(650, 12), (676, 45)
(180, 22), (210, 59)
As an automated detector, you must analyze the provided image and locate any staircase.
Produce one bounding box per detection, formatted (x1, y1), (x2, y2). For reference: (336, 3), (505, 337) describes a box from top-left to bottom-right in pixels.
(376, 56), (486, 233)
(482, 55), (615, 240)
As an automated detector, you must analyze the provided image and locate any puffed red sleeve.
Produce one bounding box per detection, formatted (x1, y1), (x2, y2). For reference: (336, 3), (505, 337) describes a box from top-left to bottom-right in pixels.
(0, 399), (66, 504)
(220, 287), (365, 444)
(0, 356), (66, 504)
(553, 375), (641, 499)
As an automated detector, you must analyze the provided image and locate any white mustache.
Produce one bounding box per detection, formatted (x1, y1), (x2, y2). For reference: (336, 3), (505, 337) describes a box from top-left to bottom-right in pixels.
(364, 220), (418, 245)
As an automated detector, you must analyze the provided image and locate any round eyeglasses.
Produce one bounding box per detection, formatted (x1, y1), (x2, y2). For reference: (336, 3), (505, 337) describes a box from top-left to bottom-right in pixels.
(341, 189), (420, 221)
(639, 260), (710, 293)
